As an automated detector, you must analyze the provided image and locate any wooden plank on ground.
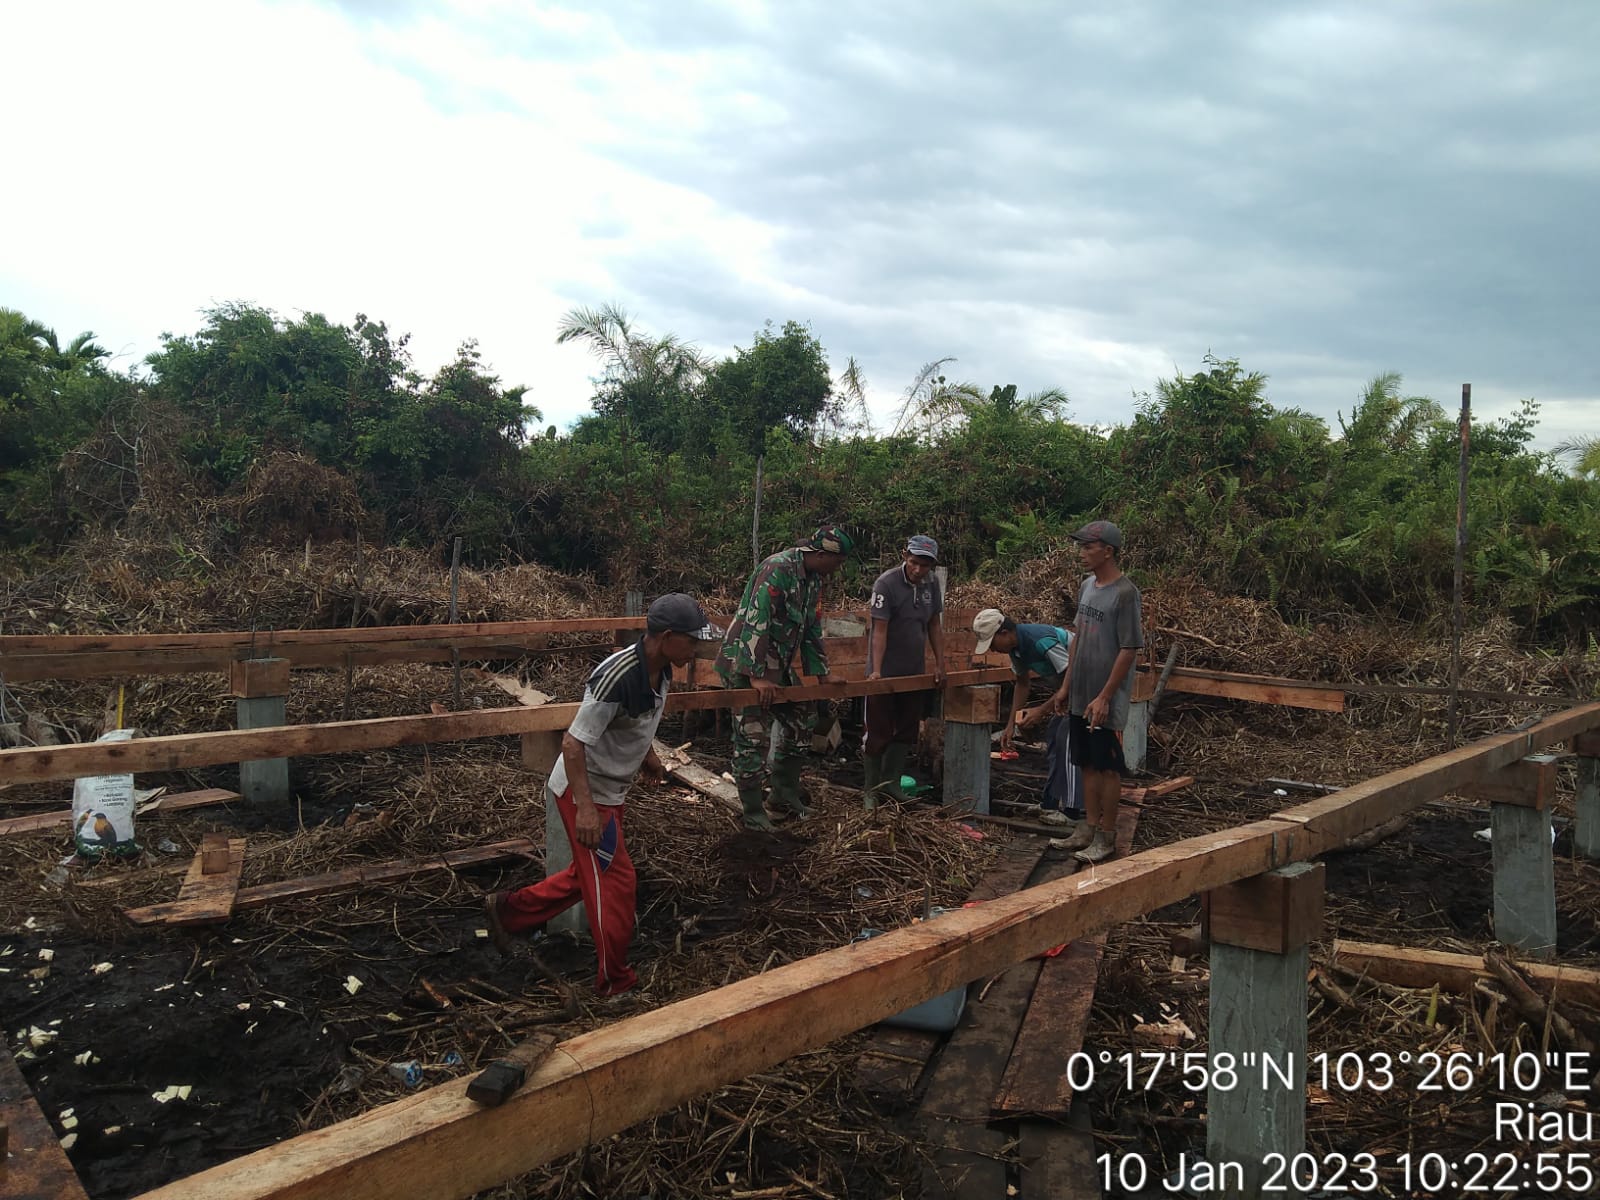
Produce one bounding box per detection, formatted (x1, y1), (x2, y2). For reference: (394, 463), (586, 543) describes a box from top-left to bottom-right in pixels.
(123, 835), (245, 926)
(918, 851), (1078, 1198)
(0, 668), (1012, 785)
(137, 787), (241, 815)
(1332, 940), (1600, 1009)
(1018, 1104), (1100, 1200)
(233, 839), (538, 909)
(0, 787), (239, 838)
(0, 1042), (91, 1199)
(653, 741), (740, 814)
(918, 960), (1040, 1197)
(993, 804), (1141, 1118)
(123, 839), (537, 924)
(855, 840), (1048, 1104)
(853, 1027), (941, 1102)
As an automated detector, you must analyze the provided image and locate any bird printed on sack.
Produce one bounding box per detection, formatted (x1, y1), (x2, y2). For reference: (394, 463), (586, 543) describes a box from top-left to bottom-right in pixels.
(75, 811), (117, 843)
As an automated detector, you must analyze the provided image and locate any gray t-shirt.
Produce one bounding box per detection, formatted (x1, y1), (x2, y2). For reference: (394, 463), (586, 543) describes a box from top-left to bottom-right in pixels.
(1067, 574), (1144, 730)
(868, 565), (943, 676)
(548, 642), (669, 806)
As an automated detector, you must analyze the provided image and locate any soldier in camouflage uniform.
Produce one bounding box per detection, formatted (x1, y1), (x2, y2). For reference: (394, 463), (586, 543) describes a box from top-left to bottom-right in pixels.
(716, 524), (855, 829)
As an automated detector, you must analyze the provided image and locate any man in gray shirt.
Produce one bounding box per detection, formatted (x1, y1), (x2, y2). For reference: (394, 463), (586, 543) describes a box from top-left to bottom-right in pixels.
(863, 534), (947, 804)
(1056, 520), (1143, 863)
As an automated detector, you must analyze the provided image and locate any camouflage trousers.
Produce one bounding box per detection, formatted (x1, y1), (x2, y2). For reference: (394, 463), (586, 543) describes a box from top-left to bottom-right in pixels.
(730, 700), (818, 787)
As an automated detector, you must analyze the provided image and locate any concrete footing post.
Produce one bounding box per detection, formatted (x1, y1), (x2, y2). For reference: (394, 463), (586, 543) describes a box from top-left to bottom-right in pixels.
(1574, 731), (1600, 862)
(1491, 802), (1557, 959)
(941, 723), (991, 814)
(941, 685), (998, 814)
(1206, 861), (1325, 1200)
(231, 659), (291, 814)
(1463, 755), (1559, 960)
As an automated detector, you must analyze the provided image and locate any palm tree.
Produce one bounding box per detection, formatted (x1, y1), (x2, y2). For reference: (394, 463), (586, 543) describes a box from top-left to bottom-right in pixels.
(555, 303), (709, 431)
(1552, 434), (1600, 476)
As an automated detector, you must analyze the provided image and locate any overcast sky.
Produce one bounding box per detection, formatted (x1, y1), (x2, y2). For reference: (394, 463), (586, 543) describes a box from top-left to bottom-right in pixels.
(5, 1), (1596, 447)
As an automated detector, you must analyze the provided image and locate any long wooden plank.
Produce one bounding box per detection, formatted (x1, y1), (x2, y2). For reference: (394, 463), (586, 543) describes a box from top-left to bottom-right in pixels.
(919, 960), (1038, 1197)
(1277, 702), (1600, 850)
(1333, 940), (1600, 1009)
(1160, 672), (1344, 712)
(0, 1042), (92, 1200)
(124, 836), (245, 926)
(0, 788), (239, 838)
(133, 818), (1294, 1200)
(0, 669), (1012, 785)
(1, 607), (958, 656)
(237, 840), (537, 910)
(123, 839), (536, 922)
(993, 805), (1141, 1117)
(1018, 1106), (1099, 1200)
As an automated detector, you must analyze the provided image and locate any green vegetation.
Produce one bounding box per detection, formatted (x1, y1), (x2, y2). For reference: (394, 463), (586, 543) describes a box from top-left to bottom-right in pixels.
(2, 304), (1596, 648)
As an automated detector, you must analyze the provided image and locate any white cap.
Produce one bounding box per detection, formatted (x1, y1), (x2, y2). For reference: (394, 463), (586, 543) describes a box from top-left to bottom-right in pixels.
(972, 608), (1006, 655)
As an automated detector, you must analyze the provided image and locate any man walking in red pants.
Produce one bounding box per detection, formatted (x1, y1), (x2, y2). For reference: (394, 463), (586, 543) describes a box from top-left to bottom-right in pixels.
(483, 593), (721, 996)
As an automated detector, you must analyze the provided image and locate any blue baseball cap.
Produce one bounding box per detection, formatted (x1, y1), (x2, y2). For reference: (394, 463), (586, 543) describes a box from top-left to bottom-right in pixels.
(905, 534), (939, 562)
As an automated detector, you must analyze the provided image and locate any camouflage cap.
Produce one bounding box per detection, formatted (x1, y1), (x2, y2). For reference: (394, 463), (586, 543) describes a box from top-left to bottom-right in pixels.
(800, 524), (856, 556)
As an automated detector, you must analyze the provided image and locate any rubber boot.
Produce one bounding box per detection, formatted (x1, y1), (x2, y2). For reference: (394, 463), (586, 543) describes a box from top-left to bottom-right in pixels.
(862, 753), (884, 810)
(738, 781), (774, 831)
(880, 743), (911, 802)
(771, 758), (810, 820)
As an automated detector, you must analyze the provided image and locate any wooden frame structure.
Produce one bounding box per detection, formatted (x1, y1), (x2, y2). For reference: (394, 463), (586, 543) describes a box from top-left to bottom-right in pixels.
(83, 702), (1600, 1199)
(6, 610), (1599, 1200)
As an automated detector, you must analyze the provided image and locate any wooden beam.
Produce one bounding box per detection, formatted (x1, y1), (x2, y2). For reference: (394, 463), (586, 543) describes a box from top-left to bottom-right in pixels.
(1208, 860), (1325, 955)
(0, 788), (240, 839)
(1332, 940), (1600, 1009)
(0, 669), (1012, 785)
(1157, 670), (1345, 712)
(230, 840), (537, 911)
(1456, 754), (1559, 809)
(0, 1043), (91, 1200)
(1274, 703), (1600, 852)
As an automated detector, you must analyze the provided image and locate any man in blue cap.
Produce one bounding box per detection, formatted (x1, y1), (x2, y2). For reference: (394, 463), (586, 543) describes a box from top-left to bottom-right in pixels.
(863, 534), (948, 805)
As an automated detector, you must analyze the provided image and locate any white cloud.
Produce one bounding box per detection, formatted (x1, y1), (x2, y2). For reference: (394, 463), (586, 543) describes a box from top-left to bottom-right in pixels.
(2, 0), (1596, 450)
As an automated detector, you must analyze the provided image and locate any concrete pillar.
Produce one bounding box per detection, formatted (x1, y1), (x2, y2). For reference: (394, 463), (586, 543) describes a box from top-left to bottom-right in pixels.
(1206, 861), (1324, 1199)
(1122, 698), (1149, 773)
(1461, 755), (1559, 960)
(1574, 731), (1600, 861)
(942, 686), (998, 813)
(231, 658), (290, 814)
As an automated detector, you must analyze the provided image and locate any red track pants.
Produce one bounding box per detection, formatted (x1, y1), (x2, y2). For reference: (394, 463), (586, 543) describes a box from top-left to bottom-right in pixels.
(499, 787), (638, 997)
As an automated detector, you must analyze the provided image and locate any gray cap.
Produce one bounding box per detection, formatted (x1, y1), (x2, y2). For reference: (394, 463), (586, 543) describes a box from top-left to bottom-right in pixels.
(646, 593), (723, 640)
(1069, 519), (1123, 550)
(905, 534), (939, 561)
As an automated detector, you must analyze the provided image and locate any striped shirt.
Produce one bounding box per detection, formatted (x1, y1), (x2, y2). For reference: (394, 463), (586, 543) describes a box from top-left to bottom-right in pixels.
(548, 641), (670, 806)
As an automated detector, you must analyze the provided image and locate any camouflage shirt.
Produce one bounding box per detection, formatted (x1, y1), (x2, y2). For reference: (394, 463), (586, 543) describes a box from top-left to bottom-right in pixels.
(716, 547), (829, 685)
